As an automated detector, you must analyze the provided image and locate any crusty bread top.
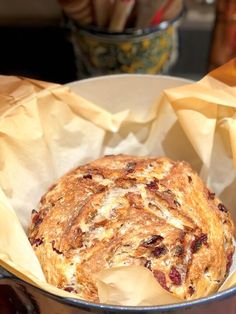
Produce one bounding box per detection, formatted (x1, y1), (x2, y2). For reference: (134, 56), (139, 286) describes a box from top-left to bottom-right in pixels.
(29, 155), (235, 302)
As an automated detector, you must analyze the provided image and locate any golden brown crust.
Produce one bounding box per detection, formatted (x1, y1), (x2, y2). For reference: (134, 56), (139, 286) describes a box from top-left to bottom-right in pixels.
(28, 154), (235, 302)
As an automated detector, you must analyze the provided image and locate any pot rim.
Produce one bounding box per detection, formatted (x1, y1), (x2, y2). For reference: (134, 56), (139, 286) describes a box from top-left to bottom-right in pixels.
(2, 269), (236, 312)
(67, 73), (193, 87)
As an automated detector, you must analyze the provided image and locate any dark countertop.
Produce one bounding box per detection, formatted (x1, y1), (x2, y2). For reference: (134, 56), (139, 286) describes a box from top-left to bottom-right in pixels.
(0, 26), (77, 84)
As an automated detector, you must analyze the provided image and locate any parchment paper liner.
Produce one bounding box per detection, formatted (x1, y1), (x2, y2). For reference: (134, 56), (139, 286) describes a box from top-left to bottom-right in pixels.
(0, 59), (236, 305)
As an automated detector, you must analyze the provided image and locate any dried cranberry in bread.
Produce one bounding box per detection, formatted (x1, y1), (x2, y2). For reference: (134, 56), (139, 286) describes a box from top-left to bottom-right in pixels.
(28, 155), (235, 302)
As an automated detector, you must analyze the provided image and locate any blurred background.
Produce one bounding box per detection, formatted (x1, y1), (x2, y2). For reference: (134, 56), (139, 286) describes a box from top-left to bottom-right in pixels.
(0, 0), (235, 84)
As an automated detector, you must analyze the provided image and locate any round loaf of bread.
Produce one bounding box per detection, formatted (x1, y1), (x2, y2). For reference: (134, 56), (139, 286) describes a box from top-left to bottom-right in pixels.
(29, 155), (235, 302)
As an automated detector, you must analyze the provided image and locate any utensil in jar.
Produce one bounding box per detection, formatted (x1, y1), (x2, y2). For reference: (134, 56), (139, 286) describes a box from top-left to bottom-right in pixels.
(135, 0), (166, 28)
(162, 0), (183, 21)
(109, 0), (135, 32)
(93, 0), (114, 27)
(59, 0), (93, 25)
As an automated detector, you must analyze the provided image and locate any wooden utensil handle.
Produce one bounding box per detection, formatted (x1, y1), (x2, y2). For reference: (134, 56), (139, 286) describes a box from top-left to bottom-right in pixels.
(109, 0), (135, 32)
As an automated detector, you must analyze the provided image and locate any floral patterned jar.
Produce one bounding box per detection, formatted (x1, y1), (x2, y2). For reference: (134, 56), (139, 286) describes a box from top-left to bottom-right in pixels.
(69, 6), (185, 78)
